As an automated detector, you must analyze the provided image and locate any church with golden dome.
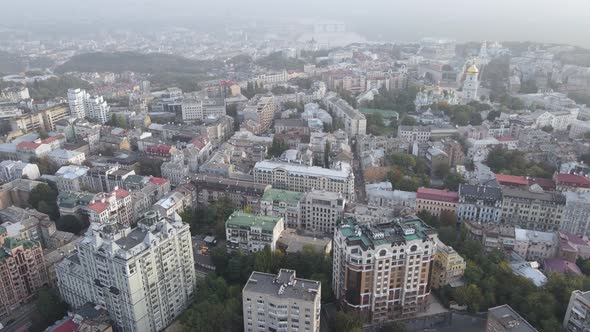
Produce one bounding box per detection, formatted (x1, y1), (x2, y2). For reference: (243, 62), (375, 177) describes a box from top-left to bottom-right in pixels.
(462, 63), (480, 102)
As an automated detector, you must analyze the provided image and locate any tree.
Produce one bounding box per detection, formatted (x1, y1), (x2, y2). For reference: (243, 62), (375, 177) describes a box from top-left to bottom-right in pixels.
(577, 258), (590, 275)
(30, 288), (69, 331)
(324, 141), (331, 168)
(434, 163), (451, 178)
(29, 183), (59, 220)
(30, 156), (59, 175)
(443, 172), (466, 191)
(269, 137), (288, 158)
(56, 214), (88, 234)
(487, 110), (501, 121)
(333, 311), (363, 332)
(380, 322), (407, 332)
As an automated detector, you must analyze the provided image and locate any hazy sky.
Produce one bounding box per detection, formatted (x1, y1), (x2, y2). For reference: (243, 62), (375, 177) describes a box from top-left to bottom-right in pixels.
(3, 0), (590, 47)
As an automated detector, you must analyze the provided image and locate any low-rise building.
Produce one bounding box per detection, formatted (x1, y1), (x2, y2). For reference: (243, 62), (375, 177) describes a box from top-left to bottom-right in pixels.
(486, 304), (538, 332)
(0, 160), (40, 182)
(416, 187), (458, 217)
(161, 159), (189, 186)
(432, 241), (466, 289)
(193, 174), (270, 208)
(561, 192), (590, 237)
(54, 165), (89, 192)
(47, 149), (86, 166)
(86, 188), (134, 226)
(225, 211), (284, 253)
(242, 269), (321, 332)
(260, 189), (303, 229)
(365, 182), (417, 209)
(514, 228), (558, 261)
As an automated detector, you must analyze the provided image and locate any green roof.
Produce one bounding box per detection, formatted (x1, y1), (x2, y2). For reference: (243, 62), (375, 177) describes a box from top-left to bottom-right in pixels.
(226, 211), (282, 232)
(262, 189), (303, 204)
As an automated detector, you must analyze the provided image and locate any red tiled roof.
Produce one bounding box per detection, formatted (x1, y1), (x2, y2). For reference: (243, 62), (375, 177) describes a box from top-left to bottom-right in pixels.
(113, 188), (130, 199)
(87, 201), (109, 213)
(416, 187), (458, 203)
(495, 174), (528, 186)
(150, 177), (169, 185)
(554, 173), (590, 188)
(16, 141), (41, 150)
(146, 144), (172, 155)
(41, 134), (64, 144)
(51, 319), (79, 332)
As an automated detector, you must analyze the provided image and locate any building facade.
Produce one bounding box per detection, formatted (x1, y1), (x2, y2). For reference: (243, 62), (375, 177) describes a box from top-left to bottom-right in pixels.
(56, 212), (196, 332)
(457, 184), (503, 223)
(225, 211), (284, 253)
(300, 190), (346, 235)
(253, 161), (355, 201)
(243, 269), (321, 332)
(564, 290), (590, 332)
(416, 187), (458, 217)
(332, 217), (438, 323)
(501, 185), (566, 231)
(432, 241), (465, 289)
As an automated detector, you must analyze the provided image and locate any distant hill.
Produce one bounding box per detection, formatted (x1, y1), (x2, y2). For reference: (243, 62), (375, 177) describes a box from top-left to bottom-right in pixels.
(56, 52), (223, 75)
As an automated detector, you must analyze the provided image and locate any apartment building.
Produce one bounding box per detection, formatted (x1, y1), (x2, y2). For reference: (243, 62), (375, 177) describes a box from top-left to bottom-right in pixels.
(54, 165), (89, 192)
(181, 97), (226, 121)
(300, 190), (346, 235)
(56, 212), (196, 332)
(398, 126), (431, 143)
(243, 269), (321, 332)
(332, 216), (438, 323)
(15, 141), (51, 162)
(366, 182), (417, 210)
(67, 89), (111, 124)
(160, 159), (189, 186)
(432, 241), (466, 289)
(193, 174), (270, 208)
(457, 184), (503, 223)
(0, 227), (47, 318)
(561, 192), (590, 237)
(486, 305), (538, 332)
(564, 290), (590, 332)
(415, 187), (458, 217)
(325, 96), (366, 136)
(514, 228), (558, 261)
(241, 94), (277, 135)
(501, 185), (566, 231)
(260, 189), (303, 229)
(47, 149), (86, 166)
(0, 160), (40, 182)
(225, 211), (284, 253)
(86, 188), (134, 226)
(253, 161), (355, 201)
(85, 165), (135, 193)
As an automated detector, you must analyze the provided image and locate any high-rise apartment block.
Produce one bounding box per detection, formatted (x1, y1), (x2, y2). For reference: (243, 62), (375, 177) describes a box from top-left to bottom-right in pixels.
(56, 212), (196, 332)
(243, 269), (321, 332)
(67, 88), (111, 124)
(332, 216), (438, 323)
(241, 94), (277, 135)
(0, 226), (47, 318)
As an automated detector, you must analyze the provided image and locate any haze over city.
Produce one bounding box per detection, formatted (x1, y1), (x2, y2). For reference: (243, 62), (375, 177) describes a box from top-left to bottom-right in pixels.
(2, 1), (590, 332)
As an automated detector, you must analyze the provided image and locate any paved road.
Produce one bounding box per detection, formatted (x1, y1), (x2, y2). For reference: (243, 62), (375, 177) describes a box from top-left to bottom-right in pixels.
(2, 302), (36, 332)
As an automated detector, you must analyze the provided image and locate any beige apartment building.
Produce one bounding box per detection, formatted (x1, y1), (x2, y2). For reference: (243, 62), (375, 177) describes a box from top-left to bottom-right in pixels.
(243, 269), (321, 332)
(253, 161), (355, 201)
(431, 241), (466, 289)
(332, 216), (438, 323)
(501, 184), (566, 231)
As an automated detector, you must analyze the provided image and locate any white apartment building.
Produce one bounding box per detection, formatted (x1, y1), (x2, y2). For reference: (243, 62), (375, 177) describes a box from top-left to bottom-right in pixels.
(67, 88), (111, 124)
(397, 126), (431, 143)
(365, 182), (417, 209)
(243, 269), (321, 332)
(300, 190), (345, 235)
(325, 95), (366, 136)
(54, 165), (89, 192)
(254, 70), (288, 86)
(0, 160), (40, 182)
(253, 161), (355, 201)
(564, 290), (590, 332)
(67, 88), (87, 119)
(225, 211), (284, 253)
(56, 212), (196, 332)
(181, 97), (226, 121)
(47, 149), (86, 166)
